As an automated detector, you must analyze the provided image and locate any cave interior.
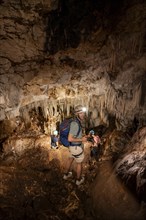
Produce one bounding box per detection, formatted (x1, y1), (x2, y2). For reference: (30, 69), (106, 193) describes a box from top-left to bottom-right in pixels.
(0, 0), (146, 220)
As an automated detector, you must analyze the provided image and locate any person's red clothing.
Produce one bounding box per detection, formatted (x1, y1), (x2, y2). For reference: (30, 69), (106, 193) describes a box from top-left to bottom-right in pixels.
(93, 135), (101, 146)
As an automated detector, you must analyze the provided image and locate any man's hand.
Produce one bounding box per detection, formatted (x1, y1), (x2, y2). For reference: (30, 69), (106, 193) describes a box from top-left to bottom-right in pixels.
(82, 136), (88, 142)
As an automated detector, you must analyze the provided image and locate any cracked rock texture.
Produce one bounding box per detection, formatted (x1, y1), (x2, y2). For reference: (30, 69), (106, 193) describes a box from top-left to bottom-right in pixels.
(0, 0), (146, 135)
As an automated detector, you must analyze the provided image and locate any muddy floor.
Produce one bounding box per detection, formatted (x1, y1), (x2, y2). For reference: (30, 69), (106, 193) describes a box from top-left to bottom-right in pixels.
(0, 147), (99, 220)
(0, 128), (146, 220)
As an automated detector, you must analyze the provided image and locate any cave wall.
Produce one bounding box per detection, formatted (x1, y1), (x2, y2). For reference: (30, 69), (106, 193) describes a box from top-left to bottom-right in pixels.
(0, 0), (146, 137)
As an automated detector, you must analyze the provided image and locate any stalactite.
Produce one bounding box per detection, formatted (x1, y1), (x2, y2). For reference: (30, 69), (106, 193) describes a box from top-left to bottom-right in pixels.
(99, 95), (105, 121)
(2, 79), (143, 132)
(133, 83), (141, 109)
(66, 102), (70, 116)
(117, 97), (123, 118)
(49, 101), (53, 117)
(42, 99), (49, 119)
(20, 107), (30, 125)
(105, 85), (116, 113)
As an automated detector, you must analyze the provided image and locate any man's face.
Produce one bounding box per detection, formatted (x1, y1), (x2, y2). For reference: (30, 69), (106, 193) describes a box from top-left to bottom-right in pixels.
(77, 112), (86, 121)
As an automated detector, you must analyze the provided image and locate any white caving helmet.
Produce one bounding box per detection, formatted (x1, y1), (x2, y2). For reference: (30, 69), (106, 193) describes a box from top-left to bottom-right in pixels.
(74, 105), (86, 114)
(89, 130), (95, 135)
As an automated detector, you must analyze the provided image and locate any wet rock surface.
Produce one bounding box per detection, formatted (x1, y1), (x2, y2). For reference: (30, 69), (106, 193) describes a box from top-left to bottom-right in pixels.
(115, 127), (146, 203)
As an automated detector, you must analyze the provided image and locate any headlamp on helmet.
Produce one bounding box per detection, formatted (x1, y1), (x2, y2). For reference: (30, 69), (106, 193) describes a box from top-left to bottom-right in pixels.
(74, 105), (86, 114)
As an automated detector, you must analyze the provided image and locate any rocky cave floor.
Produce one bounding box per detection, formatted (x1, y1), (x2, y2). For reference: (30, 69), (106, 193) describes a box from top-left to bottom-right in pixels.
(0, 146), (100, 220)
(0, 126), (146, 220)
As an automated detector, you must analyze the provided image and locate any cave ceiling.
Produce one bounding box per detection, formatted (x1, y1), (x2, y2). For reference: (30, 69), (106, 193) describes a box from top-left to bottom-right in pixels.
(0, 0), (146, 131)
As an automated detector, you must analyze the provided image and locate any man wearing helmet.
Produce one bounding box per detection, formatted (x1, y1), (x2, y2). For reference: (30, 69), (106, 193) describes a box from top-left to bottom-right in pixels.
(63, 105), (88, 185)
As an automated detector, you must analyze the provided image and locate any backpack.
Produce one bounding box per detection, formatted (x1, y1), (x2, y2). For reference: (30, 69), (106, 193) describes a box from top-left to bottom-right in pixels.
(59, 118), (81, 147)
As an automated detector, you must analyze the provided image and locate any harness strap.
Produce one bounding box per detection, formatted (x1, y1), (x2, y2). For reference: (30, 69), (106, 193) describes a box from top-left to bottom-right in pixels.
(71, 149), (83, 158)
(70, 143), (81, 146)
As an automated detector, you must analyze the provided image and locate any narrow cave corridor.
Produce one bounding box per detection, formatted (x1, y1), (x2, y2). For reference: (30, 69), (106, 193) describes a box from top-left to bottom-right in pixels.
(0, 0), (146, 220)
